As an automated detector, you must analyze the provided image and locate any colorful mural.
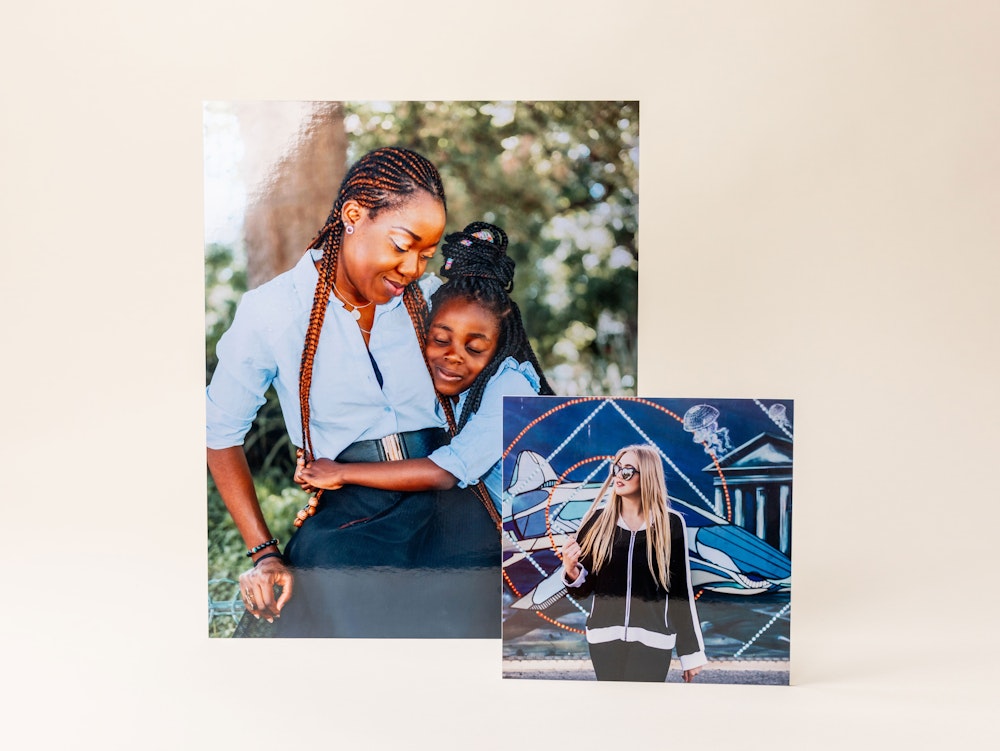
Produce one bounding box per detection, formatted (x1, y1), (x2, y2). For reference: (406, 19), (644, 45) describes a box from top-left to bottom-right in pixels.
(501, 396), (793, 667)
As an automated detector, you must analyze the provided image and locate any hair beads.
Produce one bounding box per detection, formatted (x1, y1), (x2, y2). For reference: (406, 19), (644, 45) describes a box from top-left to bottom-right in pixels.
(431, 221), (555, 435)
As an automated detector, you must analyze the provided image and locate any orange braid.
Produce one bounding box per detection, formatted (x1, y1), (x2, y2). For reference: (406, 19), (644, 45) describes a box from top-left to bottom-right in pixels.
(292, 147), (447, 527)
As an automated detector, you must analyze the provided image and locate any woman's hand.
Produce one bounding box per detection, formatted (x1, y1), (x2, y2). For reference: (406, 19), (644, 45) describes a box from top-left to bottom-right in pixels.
(297, 457), (346, 491)
(561, 536), (582, 580)
(238, 556), (294, 623)
(682, 666), (703, 683)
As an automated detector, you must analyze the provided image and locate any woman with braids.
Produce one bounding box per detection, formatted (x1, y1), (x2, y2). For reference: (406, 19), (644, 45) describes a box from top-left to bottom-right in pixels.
(560, 445), (708, 682)
(297, 222), (554, 521)
(207, 147), (496, 637)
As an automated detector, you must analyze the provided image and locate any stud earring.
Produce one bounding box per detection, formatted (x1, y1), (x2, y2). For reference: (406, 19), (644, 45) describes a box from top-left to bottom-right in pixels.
(344, 224), (354, 235)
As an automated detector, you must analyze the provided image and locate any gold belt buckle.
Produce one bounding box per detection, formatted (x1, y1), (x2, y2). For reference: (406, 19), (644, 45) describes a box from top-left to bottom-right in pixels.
(380, 433), (405, 461)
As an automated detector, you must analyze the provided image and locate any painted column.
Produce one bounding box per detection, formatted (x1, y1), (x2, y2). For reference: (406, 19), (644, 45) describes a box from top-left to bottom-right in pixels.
(756, 487), (766, 539)
(779, 484), (791, 554)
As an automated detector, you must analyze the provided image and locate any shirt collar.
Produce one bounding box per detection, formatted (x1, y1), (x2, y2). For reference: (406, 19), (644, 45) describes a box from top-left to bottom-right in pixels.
(291, 249), (406, 315)
(617, 516), (648, 532)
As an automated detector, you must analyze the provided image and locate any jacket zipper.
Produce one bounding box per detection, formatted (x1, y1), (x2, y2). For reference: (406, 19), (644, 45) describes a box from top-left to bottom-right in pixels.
(623, 529), (636, 640)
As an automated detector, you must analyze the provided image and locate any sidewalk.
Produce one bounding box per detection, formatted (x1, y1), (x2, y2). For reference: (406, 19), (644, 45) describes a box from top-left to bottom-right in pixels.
(502, 658), (789, 684)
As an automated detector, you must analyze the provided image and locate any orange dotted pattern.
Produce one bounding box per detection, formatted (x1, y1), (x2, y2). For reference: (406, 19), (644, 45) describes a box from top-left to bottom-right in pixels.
(534, 609), (585, 634)
(546, 455), (615, 557)
(503, 397), (729, 634)
(502, 567), (522, 598)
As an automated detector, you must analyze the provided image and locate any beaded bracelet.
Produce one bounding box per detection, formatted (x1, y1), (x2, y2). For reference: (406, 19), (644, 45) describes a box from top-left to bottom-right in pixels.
(245, 538), (278, 557)
(252, 551), (284, 568)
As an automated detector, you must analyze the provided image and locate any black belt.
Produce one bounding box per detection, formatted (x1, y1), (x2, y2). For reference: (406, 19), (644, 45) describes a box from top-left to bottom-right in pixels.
(335, 427), (449, 463)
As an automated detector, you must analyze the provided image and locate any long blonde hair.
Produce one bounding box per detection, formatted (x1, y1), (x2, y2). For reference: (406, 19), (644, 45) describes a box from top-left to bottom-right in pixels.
(577, 445), (672, 589)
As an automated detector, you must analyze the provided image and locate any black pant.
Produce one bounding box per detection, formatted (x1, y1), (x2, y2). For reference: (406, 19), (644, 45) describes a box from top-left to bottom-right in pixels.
(589, 640), (673, 682)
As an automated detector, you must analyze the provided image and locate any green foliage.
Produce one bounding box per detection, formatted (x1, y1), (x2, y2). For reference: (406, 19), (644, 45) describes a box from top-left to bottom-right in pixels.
(207, 476), (304, 582)
(205, 242), (296, 481)
(205, 242), (244, 383)
(343, 101), (639, 394)
(206, 241), (304, 636)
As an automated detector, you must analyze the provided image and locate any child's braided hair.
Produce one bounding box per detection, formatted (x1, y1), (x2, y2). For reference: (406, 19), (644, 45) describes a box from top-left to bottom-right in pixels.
(430, 221), (554, 434)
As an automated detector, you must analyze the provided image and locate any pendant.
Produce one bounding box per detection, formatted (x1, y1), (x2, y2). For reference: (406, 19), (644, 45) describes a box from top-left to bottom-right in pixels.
(351, 307), (361, 321)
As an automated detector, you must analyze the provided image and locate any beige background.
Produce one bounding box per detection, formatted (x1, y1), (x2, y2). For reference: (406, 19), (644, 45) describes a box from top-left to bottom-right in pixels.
(3, 1), (997, 747)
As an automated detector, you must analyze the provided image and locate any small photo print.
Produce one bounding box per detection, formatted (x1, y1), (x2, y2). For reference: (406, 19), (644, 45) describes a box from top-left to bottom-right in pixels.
(502, 396), (792, 684)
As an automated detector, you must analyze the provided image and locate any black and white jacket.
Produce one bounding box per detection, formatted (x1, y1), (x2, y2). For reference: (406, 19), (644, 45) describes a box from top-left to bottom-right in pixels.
(564, 509), (707, 671)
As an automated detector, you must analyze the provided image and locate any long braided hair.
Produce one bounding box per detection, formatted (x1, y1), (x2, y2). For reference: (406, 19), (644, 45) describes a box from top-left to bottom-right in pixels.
(298, 147), (446, 468)
(430, 221), (554, 434)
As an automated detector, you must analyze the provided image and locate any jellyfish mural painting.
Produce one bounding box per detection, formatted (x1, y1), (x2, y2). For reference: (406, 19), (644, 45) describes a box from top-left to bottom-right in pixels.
(682, 403), (733, 457)
(501, 396), (793, 680)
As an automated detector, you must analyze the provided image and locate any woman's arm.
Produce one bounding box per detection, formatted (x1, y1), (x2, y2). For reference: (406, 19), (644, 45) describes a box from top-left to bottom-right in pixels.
(297, 456), (458, 493)
(666, 511), (707, 679)
(208, 446), (294, 621)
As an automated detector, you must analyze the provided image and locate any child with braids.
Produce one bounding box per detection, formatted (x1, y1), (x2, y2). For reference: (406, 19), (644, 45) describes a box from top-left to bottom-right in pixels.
(297, 221), (554, 524)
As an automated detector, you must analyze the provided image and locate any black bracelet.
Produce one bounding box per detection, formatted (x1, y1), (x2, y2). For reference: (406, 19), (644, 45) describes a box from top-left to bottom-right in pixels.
(246, 538), (279, 557)
(253, 551), (284, 568)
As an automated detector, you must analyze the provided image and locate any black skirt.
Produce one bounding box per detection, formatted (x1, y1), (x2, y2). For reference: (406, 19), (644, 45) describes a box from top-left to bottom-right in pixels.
(235, 478), (500, 638)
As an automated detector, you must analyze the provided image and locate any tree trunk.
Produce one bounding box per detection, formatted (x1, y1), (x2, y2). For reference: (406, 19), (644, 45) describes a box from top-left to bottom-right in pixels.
(235, 101), (347, 289)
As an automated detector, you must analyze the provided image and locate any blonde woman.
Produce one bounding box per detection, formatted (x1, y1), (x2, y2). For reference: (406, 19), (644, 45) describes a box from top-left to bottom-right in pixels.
(561, 445), (708, 682)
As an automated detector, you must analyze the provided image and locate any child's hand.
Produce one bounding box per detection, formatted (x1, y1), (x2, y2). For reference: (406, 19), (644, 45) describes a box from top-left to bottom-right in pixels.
(298, 458), (346, 491)
(293, 452), (315, 492)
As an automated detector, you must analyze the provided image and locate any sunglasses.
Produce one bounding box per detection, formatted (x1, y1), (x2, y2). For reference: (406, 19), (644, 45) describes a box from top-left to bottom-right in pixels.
(610, 463), (639, 481)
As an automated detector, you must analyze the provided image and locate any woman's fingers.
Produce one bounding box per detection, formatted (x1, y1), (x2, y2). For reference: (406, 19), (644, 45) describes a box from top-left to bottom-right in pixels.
(253, 577), (279, 621)
(238, 561), (294, 623)
(275, 570), (294, 612)
(241, 584), (257, 614)
(561, 539), (580, 563)
(683, 667), (702, 683)
(238, 570), (262, 618)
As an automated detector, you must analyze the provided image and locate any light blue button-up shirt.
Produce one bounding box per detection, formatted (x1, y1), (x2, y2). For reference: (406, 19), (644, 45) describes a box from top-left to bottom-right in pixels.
(206, 249), (444, 459)
(428, 357), (540, 513)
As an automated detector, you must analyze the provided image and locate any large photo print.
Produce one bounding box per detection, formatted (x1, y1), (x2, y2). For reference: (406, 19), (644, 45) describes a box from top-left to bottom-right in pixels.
(204, 101), (639, 638)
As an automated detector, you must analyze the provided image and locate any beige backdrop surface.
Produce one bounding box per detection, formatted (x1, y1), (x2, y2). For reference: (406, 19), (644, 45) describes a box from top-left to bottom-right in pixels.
(2, 1), (997, 747)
